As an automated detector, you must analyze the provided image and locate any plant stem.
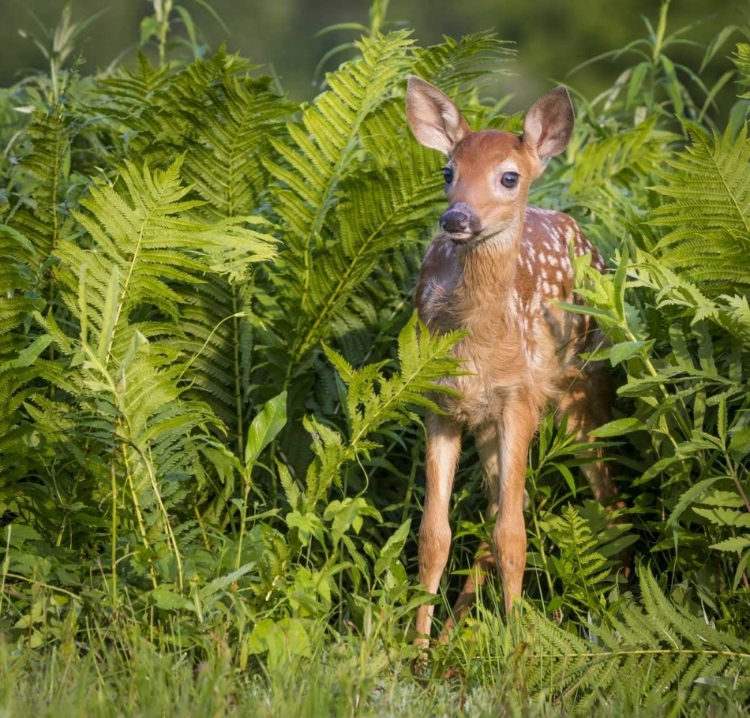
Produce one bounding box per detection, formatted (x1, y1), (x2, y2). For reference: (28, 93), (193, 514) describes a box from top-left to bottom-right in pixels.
(157, 0), (174, 66)
(236, 469), (252, 571)
(123, 447), (158, 591)
(110, 460), (118, 610)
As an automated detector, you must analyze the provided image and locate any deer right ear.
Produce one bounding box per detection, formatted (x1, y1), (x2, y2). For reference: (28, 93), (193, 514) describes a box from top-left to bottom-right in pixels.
(406, 76), (470, 155)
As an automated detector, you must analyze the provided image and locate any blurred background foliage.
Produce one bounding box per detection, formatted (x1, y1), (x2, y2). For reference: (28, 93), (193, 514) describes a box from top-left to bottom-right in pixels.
(0, 0), (744, 110)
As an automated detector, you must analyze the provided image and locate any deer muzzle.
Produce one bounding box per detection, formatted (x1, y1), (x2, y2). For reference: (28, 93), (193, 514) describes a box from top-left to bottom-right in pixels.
(440, 202), (480, 242)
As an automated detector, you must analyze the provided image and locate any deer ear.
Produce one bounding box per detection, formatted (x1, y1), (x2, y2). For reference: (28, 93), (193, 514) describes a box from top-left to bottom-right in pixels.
(522, 86), (575, 165)
(406, 75), (471, 155)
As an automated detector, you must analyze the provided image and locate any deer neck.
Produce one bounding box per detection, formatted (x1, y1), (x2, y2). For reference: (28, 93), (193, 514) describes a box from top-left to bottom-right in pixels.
(453, 215), (522, 326)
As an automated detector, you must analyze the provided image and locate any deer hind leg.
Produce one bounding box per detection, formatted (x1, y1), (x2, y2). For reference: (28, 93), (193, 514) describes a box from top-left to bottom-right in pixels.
(439, 421), (500, 641)
(555, 365), (631, 578)
(554, 363), (622, 507)
(414, 411), (462, 649)
(555, 362), (618, 508)
(494, 395), (540, 615)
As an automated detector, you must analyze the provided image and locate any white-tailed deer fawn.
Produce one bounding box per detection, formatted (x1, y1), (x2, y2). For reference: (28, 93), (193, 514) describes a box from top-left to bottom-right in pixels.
(406, 76), (622, 647)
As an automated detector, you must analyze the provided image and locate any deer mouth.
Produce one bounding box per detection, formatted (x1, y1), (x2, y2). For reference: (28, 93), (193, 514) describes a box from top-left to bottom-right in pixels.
(447, 230), (479, 244)
(449, 227), (512, 249)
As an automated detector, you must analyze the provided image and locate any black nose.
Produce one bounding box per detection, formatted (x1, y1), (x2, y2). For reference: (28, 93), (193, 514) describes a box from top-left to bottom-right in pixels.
(440, 208), (470, 234)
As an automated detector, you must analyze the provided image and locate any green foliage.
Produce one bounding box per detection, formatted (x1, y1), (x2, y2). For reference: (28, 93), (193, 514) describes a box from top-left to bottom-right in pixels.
(544, 504), (614, 617)
(0, 0), (749, 713)
(524, 568), (750, 714)
(649, 122), (750, 289)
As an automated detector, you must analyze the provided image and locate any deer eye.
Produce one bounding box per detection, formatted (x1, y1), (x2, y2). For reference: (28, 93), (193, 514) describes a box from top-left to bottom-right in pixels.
(442, 167), (454, 185)
(500, 171), (519, 189)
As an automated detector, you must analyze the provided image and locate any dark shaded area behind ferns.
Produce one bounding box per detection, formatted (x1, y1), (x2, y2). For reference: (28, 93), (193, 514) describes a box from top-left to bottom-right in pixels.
(0, 0), (749, 712)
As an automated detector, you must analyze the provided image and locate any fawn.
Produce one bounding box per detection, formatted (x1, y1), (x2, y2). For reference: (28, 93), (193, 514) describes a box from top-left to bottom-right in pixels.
(406, 76), (622, 647)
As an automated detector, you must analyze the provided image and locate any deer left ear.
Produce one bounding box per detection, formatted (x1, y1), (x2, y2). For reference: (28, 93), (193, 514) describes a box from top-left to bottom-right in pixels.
(522, 86), (574, 167)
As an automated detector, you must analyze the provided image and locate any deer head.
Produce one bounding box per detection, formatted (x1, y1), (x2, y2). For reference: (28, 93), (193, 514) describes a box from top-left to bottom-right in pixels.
(405, 76), (574, 244)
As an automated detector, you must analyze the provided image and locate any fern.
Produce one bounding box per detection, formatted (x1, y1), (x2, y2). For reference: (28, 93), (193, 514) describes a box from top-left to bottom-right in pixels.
(649, 122), (750, 290)
(259, 30), (514, 476)
(55, 158), (275, 358)
(22, 159), (273, 575)
(544, 505), (613, 617)
(168, 52), (294, 220)
(266, 32), (516, 385)
(411, 31), (514, 96)
(265, 32), (413, 379)
(541, 117), (676, 254)
(524, 568), (750, 712)
(298, 315), (462, 507)
(96, 55), (179, 164)
(0, 225), (44, 354)
(736, 43), (750, 98)
(1, 106), (76, 318)
(97, 52), (293, 453)
(0, 106), (75, 487)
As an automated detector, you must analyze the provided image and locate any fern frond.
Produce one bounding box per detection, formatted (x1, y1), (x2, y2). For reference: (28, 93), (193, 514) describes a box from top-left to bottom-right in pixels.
(266, 32), (513, 391)
(158, 52), (292, 449)
(536, 117), (676, 254)
(267, 32), (413, 245)
(525, 568), (750, 712)
(290, 137), (444, 363)
(166, 50), (295, 220)
(55, 158), (275, 359)
(265, 32), (413, 374)
(3, 106), (75, 292)
(411, 31), (514, 95)
(302, 315), (462, 506)
(735, 43), (750, 98)
(96, 51), (293, 452)
(546, 504), (613, 616)
(649, 122), (750, 290)
(95, 54), (179, 162)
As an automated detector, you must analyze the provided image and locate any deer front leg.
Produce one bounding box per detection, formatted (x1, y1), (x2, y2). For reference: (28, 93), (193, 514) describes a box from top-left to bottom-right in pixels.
(439, 421), (500, 641)
(414, 410), (462, 649)
(494, 396), (539, 615)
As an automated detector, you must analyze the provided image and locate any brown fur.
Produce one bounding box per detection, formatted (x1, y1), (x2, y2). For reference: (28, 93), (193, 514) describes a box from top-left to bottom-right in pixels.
(406, 77), (620, 648)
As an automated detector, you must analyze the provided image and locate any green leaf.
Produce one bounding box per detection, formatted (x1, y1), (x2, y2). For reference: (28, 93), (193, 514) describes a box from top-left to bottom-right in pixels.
(277, 459), (301, 509)
(286, 510), (325, 547)
(97, 266), (120, 364)
(200, 563), (256, 599)
(151, 586), (190, 611)
(609, 340), (652, 367)
(552, 462), (577, 495)
(701, 489), (744, 508)
(668, 476), (725, 526)
(245, 392), (287, 468)
(375, 519), (410, 578)
(588, 418), (646, 438)
(729, 427), (750, 460)
(0, 335), (52, 370)
(710, 536), (750, 552)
